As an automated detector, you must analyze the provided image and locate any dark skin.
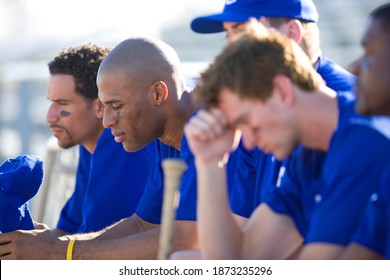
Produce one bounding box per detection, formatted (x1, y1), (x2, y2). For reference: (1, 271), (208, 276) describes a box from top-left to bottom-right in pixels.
(354, 17), (390, 116)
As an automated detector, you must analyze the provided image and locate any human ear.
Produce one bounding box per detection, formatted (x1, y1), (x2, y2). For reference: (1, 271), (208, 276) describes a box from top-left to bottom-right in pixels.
(94, 99), (105, 119)
(272, 74), (294, 107)
(150, 81), (168, 106)
(285, 19), (304, 45)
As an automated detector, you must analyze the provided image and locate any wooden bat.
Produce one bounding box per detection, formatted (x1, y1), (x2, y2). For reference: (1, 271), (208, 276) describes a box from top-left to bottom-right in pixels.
(158, 158), (187, 260)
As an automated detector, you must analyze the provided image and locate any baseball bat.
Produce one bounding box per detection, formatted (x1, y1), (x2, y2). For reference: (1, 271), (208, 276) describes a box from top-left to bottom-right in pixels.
(158, 158), (187, 260)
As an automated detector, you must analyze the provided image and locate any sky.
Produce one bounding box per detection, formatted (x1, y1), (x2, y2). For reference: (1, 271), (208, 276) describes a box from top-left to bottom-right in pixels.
(0, 0), (227, 159)
(0, 0), (225, 62)
(1, 0), (387, 65)
(0, 0), (223, 37)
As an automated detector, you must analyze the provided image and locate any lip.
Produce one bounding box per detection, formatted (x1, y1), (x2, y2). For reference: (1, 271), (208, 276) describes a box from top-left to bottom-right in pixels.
(112, 131), (125, 143)
(50, 127), (64, 135)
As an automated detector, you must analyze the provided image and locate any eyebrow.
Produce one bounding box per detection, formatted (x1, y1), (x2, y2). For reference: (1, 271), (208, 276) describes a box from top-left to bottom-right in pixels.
(101, 98), (122, 105)
(230, 114), (249, 127)
(47, 97), (72, 103)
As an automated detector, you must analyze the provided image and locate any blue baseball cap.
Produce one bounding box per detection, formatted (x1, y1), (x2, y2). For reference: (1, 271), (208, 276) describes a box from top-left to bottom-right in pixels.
(191, 0), (319, 34)
(0, 155), (44, 232)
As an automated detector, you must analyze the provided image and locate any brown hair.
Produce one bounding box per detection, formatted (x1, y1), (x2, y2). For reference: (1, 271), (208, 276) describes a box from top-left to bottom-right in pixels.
(194, 22), (324, 108)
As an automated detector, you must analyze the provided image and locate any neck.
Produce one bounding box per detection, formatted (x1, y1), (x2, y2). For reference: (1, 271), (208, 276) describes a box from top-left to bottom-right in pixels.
(298, 86), (338, 151)
(83, 126), (105, 154)
(159, 91), (194, 151)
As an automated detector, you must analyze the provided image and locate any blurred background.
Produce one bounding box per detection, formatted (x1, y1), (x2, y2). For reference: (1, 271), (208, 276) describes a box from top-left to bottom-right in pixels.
(0, 0), (388, 225)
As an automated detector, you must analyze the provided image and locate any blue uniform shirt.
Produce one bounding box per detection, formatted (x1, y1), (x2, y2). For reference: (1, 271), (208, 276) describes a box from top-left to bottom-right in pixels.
(306, 117), (390, 245)
(136, 134), (239, 223)
(316, 55), (356, 93)
(230, 56), (356, 218)
(266, 99), (390, 245)
(135, 140), (181, 224)
(351, 154), (390, 257)
(57, 128), (155, 233)
(351, 166), (390, 258)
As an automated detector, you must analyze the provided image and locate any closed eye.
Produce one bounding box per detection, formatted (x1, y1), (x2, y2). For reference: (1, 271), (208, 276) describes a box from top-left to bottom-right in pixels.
(111, 104), (123, 110)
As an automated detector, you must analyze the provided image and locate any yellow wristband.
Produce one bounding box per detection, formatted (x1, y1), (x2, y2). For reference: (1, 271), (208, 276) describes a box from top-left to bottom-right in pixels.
(66, 239), (76, 260)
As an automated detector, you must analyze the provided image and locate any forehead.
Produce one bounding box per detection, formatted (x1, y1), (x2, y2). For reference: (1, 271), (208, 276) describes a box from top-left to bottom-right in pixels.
(217, 88), (262, 126)
(48, 74), (78, 97)
(97, 69), (131, 101)
(362, 18), (390, 49)
(48, 74), (74, 87)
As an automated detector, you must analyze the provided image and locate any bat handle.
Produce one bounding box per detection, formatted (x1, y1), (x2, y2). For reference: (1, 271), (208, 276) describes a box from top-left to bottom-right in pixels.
(158, 158), (187, 260)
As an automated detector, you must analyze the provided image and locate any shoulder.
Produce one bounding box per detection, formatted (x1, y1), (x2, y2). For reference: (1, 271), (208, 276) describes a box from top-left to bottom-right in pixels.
(327, 117), (390, 168)
(335, 116), (390, 143)
(317, 56), (356, 92)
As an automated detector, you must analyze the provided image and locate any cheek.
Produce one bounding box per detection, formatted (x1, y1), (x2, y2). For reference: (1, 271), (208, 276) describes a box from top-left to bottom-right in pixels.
(269, 116), (293, 144)
(119, 107), (138, 129)
(60, 110), (71, 117)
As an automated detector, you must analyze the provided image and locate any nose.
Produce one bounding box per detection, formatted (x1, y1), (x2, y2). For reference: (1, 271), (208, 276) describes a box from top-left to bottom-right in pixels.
(102, 107), (117, 128)
(226, 31), (236, 45)
(46, 103), (60, 125)
(349, 56), (362, 76)
(241, 129), (256, 150)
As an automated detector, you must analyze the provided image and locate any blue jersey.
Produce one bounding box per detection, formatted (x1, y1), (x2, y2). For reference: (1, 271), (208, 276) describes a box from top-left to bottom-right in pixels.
(57, 129), (155, 233)
(316, 55), (356, 94)
(381, 167), (390, 259)
(230, 146), (282, 217)
(266, 100), (390, 245)
(305, 116), (390, 245)
(264, 94), (356, 236)
(135, 140), (181, 223)
(230, 56), (356, 218)
(136, 134), (239, 223)
(352, 155), (390, 257)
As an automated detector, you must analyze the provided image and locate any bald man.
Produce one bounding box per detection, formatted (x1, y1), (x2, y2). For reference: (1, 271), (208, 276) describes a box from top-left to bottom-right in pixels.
(0, 37), (211, 259)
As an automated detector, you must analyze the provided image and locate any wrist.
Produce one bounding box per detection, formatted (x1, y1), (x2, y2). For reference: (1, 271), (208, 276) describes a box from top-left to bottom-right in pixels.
(50, 239), (69, 260)
(66, 239), (76, 260)
(195, 152), (229, 168)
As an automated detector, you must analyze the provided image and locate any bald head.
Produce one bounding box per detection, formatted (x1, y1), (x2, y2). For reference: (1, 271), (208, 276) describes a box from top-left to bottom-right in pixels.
(99, 37), (185, 93)
(97, 37), (190, 152)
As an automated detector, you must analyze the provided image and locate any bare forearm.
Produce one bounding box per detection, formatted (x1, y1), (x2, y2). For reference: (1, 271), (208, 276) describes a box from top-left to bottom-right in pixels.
(338, 243), (384, 260)
(96, 214), (157, 240)
(61, 214), (156, 242)
(298, 243), (344, 259)
(52, 228), (68, 237)
(196, 159), (243, 259)
(71, 221), (198, 260)
(72, 230), (161, 259)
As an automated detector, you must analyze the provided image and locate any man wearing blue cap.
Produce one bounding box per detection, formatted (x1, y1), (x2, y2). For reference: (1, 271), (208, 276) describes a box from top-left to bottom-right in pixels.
(192, 0), (318, 43)
(191, 0), (356, 225)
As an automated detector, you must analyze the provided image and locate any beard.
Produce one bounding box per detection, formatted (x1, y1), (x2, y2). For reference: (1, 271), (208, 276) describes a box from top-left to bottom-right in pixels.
(50, 126), (76, 149)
